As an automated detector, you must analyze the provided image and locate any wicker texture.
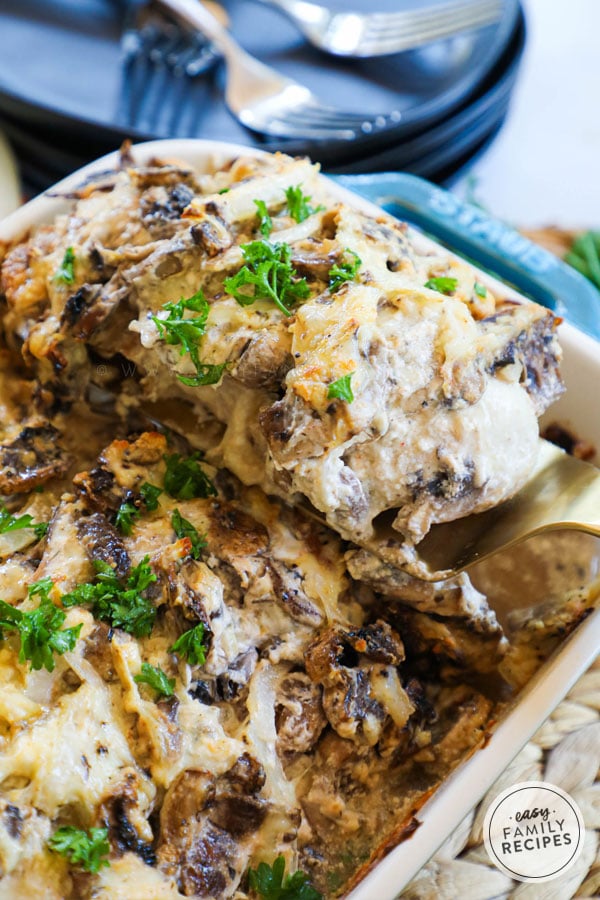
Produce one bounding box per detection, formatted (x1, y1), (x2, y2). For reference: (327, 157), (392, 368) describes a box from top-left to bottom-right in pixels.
(401, 655), (600, 899)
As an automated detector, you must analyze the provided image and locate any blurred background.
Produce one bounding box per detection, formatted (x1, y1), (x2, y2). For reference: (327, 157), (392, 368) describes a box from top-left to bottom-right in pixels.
(0, 0), (598, 234)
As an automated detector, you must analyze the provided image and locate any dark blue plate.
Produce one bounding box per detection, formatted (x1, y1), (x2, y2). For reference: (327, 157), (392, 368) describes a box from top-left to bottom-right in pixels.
(3, 4), (524, 194)
(0, 0), (520, 161)
(331, 6), (524, 173)
(12, 98), (509, 197)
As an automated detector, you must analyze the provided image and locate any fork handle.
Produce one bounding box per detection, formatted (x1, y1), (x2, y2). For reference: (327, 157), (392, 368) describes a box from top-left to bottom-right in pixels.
(332, 172), (600, 342)
(155, 0), (239, 57)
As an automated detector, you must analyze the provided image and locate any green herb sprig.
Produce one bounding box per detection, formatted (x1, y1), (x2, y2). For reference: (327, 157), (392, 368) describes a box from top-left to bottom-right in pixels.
(0, 579), (82, 672)
(48, 826), (110, 873)
(114, 500), (139, 536)
(134, 662), (175, 698)
(424, 276), (458, 295)
(474, 281), (487, 299)
(328, 249), (361, 293)
(327, 374), (354, 403)
(171, 509), (206, 560)
(248, 855), (323, 900)
(254, 199), (273, 238)
(163, 453), (216, 501)
(140, 482), (163, 511)
(55, 247), (76, 284)
(0, 503), (48, 541)
(114, 482), (163, 535)
(224, 241), (310, 317)
(152, 290), (225, 387)
(170, 622), (207, 666)
(284, 185), (324, 224)
(62, 556), (157, 638)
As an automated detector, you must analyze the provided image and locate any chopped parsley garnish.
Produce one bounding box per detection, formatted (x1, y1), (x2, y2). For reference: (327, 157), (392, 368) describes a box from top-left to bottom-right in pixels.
(327, 373), (354, 403)
(474, 281), (487, 298)
(55, 246), (76, 284)
(62, 556), (157, 638)
(152, 289), (225, 387)
(163, 452), (217, 501)
(424, 276), (458, 295)
(284, 185), (324, 224)
(0, 579), (82, 672)
(328, 249), (361, 293)
(114, 482), (163, 535)
(171, 509), (206, 560)
(114, 500), (139, 536)
(170, 622), (207, 666)
(140, 482), (163, 511)
(48, 826), (110, 874)
(248, 855), (323, 900)
(224, 240), (310, 317)
(218, 187), (230, 194)
(0, 502), (48, 541)
(134, 662), (175, 698)
(254, 199), (273, 238)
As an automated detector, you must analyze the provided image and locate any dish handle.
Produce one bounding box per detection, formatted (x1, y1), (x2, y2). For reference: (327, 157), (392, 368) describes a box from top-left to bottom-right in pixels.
(331, 172), (600, 342)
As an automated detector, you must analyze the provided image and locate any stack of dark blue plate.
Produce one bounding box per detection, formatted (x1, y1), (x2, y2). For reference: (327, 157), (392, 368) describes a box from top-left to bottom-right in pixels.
(0, 0), (524, 193)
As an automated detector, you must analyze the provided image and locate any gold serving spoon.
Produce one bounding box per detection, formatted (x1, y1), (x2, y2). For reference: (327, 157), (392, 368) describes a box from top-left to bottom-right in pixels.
(390, 438), (600, 580)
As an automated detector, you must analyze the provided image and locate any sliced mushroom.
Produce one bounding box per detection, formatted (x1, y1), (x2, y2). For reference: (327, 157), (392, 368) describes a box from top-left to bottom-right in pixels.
(275, 671), (326, 756)
(305, 622), (414, 746)
(0, 423), (70, 494)
(77, 511), (131, 579)
(157, 755), (267, 898)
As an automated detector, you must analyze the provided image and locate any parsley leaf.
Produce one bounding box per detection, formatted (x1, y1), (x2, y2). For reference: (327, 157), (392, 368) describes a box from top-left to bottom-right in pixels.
(0, 580), (82, 672)
(163, 452), (217, 501)
(48, 826), (110, 874)
(0, 503), (48, 541)
(55, 246), (76, 284)
(62, 556), (157, 638)
(114, 500), (139, 536)
(171, 509), (206, 560)
(327, 374), (354, 403)
(424, 276), (458, 295)
(134, 662), (175, 698)
(474, 281), (487, 298)
(328, 249), (361, 293)
(248, 855), (323, 900)
(170, 622), (207, 666)
(152, 290), (225, 387)
(114, 482), (163, 535)
(140, 482), (163, 511)
(224, 241), (310, 317)
(254, 199), (273, 238)
(284, 185), (324, 224)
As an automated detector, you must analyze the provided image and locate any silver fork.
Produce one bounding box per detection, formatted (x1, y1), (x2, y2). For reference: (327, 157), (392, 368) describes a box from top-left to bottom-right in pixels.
(155, 0), (402, 140)
(257, 0), (505, 57)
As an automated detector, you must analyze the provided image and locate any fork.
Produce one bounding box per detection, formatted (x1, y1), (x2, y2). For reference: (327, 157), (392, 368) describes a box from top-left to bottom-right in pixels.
(257, 0), (505, 57)
(155, 0), (402, 140)
(117, 1), (221, 136)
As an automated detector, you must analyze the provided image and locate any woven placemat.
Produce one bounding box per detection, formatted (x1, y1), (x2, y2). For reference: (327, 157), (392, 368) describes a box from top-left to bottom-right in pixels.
(400, 654), (600, 899)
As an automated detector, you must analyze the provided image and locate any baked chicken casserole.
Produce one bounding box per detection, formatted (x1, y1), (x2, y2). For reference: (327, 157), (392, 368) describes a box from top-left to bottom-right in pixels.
(0, 148), (597, 899)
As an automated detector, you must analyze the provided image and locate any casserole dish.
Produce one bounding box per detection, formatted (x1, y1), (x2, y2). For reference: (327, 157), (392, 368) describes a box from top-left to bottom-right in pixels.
(0, 140), (598, 899)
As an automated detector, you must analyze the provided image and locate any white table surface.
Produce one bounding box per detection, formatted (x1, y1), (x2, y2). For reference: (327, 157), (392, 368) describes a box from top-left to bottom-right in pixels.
(454, 0), (600, 227)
